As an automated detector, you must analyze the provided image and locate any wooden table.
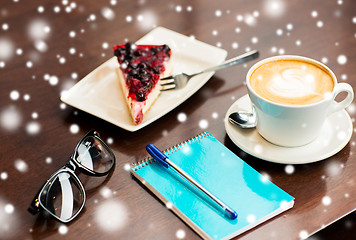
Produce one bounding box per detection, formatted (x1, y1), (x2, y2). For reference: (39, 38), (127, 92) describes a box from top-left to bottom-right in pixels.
(1, 0), (355, 239)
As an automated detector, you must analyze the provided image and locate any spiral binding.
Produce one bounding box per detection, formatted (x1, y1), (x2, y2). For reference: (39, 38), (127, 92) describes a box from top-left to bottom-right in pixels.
(131, 132), (210, 171)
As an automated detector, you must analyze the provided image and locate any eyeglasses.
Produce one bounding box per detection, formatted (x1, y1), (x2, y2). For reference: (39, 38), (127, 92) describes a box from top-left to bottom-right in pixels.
(28, 130), (116, 223)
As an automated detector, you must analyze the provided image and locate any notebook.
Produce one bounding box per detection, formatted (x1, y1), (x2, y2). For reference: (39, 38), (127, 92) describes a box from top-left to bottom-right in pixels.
(131, 132), (294, 240)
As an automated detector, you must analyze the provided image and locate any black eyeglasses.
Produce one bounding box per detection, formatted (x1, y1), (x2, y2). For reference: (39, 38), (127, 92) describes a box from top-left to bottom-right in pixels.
(28, 130), (116, 223)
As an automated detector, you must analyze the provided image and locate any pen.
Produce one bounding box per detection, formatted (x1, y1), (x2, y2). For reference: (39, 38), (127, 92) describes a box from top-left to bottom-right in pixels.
(146, 144), (238, 220)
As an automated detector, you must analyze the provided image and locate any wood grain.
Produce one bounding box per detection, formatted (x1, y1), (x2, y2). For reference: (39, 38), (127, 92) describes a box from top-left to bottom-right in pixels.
(0, 0), (355, 239)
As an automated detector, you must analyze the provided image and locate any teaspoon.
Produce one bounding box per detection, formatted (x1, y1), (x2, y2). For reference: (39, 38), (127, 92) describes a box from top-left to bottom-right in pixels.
(228, 111), (257, 128)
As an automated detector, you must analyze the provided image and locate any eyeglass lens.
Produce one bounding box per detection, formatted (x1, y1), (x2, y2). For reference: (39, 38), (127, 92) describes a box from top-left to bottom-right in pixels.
(39, 171), (84, 222)
(76, 136), (114, 174)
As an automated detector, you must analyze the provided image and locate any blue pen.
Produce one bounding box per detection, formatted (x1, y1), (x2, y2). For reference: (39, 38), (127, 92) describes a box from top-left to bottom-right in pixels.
(146, 144), (238, 220)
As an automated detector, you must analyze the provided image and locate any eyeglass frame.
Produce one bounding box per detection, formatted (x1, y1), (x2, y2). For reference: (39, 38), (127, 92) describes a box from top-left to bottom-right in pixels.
(28, 130), (116, 223)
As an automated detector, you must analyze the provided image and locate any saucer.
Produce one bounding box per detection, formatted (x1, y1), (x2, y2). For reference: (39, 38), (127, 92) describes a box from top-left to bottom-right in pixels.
(224, 94), (353, 164)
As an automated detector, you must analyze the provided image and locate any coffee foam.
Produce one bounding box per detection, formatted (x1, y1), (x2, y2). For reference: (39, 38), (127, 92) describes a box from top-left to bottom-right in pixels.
(250, 60), (334, 105)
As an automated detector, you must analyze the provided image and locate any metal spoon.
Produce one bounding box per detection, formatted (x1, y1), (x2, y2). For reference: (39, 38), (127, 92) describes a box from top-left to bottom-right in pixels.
(228, 111), (257, 128)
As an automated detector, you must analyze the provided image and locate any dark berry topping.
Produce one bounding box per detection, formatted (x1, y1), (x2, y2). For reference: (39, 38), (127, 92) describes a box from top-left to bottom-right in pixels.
(135, 88), (147, 101)
(113, 42), (171, 101)
(141, 78), (152, 90)
(138, 62), (147, 69)
(128, 78), (142, 93)
(128, 69), (139, 79)
(125, 42), (136, 52)
(162, 45), (171, 57)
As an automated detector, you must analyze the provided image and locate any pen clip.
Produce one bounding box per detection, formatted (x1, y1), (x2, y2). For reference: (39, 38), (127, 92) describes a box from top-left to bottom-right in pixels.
(146, 144), (169, 168)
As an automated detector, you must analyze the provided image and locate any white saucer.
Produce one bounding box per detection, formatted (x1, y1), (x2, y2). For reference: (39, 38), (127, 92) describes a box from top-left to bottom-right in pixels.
(224, 95), (353, 164)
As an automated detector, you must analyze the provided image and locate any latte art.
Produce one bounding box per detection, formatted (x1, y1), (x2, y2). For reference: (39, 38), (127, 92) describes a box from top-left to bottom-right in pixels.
(250, 60), (334, 105)
(269, 69), (317, 98)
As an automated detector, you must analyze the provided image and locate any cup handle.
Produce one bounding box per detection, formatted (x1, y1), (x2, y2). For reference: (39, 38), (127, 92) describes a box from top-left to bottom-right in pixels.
(328, 83), (354, 115)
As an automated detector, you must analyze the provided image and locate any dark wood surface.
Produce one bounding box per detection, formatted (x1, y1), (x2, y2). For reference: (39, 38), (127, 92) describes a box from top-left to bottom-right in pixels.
(1, 0), (355, 239)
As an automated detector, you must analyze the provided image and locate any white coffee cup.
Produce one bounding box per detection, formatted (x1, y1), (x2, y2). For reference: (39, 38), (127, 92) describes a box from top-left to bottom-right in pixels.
(246, 55), (354, 147)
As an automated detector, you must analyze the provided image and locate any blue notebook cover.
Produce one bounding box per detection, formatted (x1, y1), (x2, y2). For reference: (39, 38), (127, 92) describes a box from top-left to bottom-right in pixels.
(131, 132), (294, 240)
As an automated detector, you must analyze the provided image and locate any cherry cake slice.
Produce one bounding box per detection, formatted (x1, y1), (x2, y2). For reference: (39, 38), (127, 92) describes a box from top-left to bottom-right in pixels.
(113, 42), (172, 125)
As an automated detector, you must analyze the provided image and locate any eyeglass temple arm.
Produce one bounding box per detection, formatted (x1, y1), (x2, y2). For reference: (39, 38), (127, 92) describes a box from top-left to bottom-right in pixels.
(27, 182), (47, 215)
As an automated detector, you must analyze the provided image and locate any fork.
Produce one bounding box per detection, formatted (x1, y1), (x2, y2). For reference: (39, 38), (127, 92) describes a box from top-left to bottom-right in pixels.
(160, 50), (259, 91)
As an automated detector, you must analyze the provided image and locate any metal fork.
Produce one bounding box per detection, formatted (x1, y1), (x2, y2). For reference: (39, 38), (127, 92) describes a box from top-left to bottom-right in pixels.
(160, 50), (259, 91)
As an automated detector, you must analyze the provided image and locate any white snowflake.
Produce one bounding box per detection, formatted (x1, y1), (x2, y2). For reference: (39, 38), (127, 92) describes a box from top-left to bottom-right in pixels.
(69, 31), (76, 38)
(251, 37), (258, 44)
(70, 124), (80, 134)
(45, 157), (52, 164)
(95, 200), (127, 232)
(316, 21), (323, 28)
(101, 7), (115, 20)
(123, 163), (131, 172)
(175, 5), (182, 12)
(166, 202), (173, 209)
(264, 0), (286, 18)
(0, 106), (22, 131)
(0, 38), (15, 60)
(247, 214), (256, 223)
(49, 75), (59, 85)
(34, 40), (48, 52)
(54, 6), (61, 13)
(26, 121), (41, 135)
(88, 14), (96, 21)
(136, 11), (157, 31)
(322, 196), (332, 206)
(102, 42), (109, 49)
(14, 159), (28, 173)
(26, 61), (33, 68)
(28, 19), (50, 40)
(37, 6), (45, 13)
(100, 187), (113, 199)
(285, 165), (295, 174)
(9, 90), (20, 100)
(299, 230), (308, 239)
(199, 119), (209, 129)
(337, 55), (347, 65)
(4, 204), (14, 214)
(69, 47), (76, 54)
(177, 113), (187, 122)
(2, 23), (9, 31)
(215, 10), (222, 17)
(58, 225), (68, 235)
(106, 137), (113, 144)
(286, 23), (293, 30)
(0, 172), (8, 180)
(244, 14), (257, 26)
(232, 42), (238, 49)
(176, 229), (186, 239)
(126, 15), (133, 22)
(311, 11), (318, 18)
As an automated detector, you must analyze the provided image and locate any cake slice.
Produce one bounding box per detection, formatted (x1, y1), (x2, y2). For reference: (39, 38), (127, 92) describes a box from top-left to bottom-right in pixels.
(113, 42), (172, 125)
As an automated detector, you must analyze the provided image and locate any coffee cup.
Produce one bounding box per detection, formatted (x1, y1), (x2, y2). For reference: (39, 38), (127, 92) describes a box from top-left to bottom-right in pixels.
(246, 55), (354, 147)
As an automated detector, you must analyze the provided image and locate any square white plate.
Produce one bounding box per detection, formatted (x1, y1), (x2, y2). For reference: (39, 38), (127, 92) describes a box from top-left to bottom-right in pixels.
(60, 26), (227, 131)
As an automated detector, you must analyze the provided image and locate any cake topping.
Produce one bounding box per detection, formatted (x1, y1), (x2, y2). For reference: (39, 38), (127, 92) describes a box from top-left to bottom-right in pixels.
(113, 42), (171, 101)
